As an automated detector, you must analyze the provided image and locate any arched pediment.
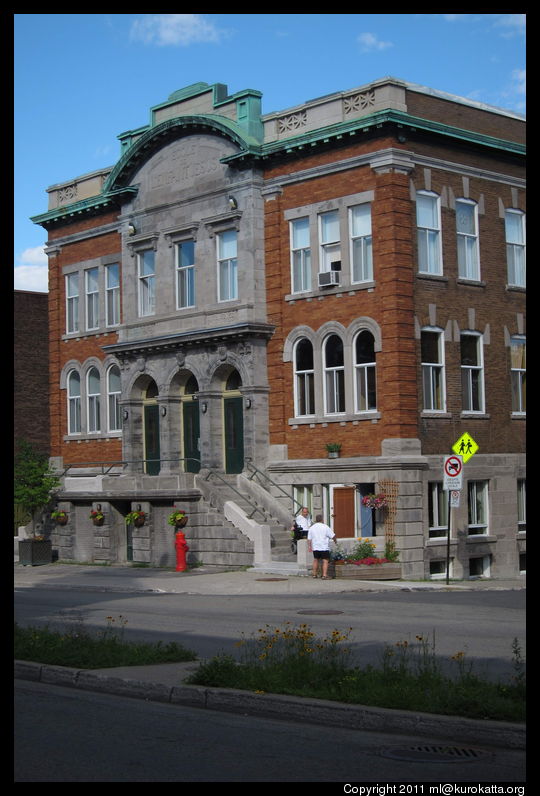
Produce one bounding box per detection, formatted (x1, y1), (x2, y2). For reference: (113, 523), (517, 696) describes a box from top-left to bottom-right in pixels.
(104, 115), (258, 193)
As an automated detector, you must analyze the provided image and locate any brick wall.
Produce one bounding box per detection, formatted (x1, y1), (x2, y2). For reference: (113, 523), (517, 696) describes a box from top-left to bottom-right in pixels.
(14, 291), (50, 455)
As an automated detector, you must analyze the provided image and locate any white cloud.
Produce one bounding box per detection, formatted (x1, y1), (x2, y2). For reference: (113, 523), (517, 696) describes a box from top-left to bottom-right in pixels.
(14, 245), (49, 293)
(130, 14), (224, 47)
(494, 13), (526, 37)
(358, 32), (394, 53)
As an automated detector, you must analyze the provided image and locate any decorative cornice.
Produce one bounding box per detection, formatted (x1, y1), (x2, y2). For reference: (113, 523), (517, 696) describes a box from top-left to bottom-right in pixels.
(101, 321), (275, 359)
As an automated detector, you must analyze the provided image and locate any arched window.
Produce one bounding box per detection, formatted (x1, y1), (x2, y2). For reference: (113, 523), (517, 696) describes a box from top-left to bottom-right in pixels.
(67, 371), (81, 434)
(294, 338), (315, 416)
(354, 331), (377, 412)
(107, 365), (122, 432)
(324, 334), (345, 414)
(87, 367), (101, 433)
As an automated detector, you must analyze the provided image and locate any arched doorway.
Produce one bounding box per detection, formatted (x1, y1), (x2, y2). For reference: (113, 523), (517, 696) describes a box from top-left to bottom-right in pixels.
(143, 380), (160, 475)
(223, 370), (244, 474)
(182, 375), (201, 473)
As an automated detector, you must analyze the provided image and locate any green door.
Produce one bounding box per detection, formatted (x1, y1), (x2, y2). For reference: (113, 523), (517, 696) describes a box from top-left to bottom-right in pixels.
(224, 396), (244, 474)
(144, 404), (160, 475)
(183, 400), (201, 473)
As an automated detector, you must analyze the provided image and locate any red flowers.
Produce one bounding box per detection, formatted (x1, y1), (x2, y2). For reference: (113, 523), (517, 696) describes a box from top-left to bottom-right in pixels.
(351, 556), (390, 566)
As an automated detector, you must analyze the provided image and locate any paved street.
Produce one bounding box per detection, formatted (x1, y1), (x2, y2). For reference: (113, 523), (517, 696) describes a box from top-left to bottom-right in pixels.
(15, 680), (526, 782)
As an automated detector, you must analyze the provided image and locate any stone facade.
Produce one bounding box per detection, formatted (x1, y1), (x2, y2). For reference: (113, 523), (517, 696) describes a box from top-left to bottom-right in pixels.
(33, 78), (525, 580)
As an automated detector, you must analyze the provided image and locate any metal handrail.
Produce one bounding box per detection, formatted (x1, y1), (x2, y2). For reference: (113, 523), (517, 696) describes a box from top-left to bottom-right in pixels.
(58, 457), (201, 477)
(244, 460), (303, 515)
(203, 469), (267, 521)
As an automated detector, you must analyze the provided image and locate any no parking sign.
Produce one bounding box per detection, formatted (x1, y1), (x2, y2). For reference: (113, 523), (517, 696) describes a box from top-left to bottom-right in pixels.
(443, 455), (463, 490)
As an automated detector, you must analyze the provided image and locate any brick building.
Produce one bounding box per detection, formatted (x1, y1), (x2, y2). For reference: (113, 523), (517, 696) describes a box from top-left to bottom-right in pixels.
(14, 290), (50, 456)
(32, 77), (525, 578)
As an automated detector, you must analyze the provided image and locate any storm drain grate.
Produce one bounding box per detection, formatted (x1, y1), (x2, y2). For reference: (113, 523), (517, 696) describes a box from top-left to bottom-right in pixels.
(255, 578), (288, 582)
(297, 609), (344, 615)
(380, 745), (493, 763)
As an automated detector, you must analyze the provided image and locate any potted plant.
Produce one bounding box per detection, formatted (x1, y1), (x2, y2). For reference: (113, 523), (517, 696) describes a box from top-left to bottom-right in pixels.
(361, 493), (388, 510)
(167, 509), (188, 529)
(89, 508), (105, 526)
(325, 443), (342, 459)
(18, 534), (53, 566)
(125, 510), (146, 527)
(51, 509), (68, 526)
(329, 537), (401, 580)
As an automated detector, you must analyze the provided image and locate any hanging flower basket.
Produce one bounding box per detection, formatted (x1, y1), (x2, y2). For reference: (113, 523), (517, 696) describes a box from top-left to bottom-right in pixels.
(125, 510), (146, 527)
(51, 510), (68, 526)
(361, 493), (388, 510)
(168, 510), (188, 529)
(89, 509), (105, 527)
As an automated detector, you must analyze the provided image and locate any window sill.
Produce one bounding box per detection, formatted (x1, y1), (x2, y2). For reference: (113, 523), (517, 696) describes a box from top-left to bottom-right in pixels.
(465, 534), (496, 543)
(511, 412), (526, 420)
(460, 412), (490, 420)
(506, 284), (526, 293)
(285, 282), (375, 302)
(416, 272), (447, 283)
(421, 411), (452, 419)
(64, 433), (122, 442)
(457, 278), (486, 288)
(289, 412), (380, 426)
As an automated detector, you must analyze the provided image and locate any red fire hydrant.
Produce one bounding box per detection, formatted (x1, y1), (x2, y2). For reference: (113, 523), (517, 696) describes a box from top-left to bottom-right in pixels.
(175, 531), (189, 572)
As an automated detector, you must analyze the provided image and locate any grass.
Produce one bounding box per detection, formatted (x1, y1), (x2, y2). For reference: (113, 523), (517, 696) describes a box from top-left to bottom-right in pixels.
(15, 618), (526, 723)
(14, 617), (197, 669)
(185, 623), (526, 724)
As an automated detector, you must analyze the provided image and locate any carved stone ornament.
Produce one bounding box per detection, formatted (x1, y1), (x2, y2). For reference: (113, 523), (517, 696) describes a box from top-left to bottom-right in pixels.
(176, 351), (186, 367)
(136, 357), (146, 372)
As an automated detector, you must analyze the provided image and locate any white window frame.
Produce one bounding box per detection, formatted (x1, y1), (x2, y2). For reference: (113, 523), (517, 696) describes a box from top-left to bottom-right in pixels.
(349, 204), (373, 283)
(323, 334), (345, 415)
(467, 480), (489, 536)
(290, 217), (311, 293)
(294, 338), (315, 417)
(505, 209), (526, 287)
(107, 365), (122, 433)
(461, 332), (485, 413)
(66, 273), (79, 334)
(87, 367), (101, 433)
(510, 336), (526, 415)
(217, 229), (238, 302)
(319, 210), (341, 273)
(517, 479), (526, 533)
(456, 199), (480, 281)
(67, 370), (81, 434)
(85, 267), (99, 331)
(138, 249), (156, 317)
(428, 482), (448, 539)
(176, 240), (196, 309)
(421, 328), (446, 411)
(105, 264), (120, 327)
(353, 330), (376, 412)
(416, 191), (442, 275)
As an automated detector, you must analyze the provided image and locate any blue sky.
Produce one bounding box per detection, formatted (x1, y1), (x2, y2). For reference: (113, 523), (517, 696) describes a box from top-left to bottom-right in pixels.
(14, 13), (526, 292)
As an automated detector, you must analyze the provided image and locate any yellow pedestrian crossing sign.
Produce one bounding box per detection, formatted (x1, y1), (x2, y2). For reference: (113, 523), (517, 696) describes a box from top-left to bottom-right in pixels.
(452, 432), (479, 463)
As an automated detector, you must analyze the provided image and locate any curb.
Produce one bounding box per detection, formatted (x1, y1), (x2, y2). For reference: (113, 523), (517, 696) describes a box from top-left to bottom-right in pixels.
(15, 660), (525, 750)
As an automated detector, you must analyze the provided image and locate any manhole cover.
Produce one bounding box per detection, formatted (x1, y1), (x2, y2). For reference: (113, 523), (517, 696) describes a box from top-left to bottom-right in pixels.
(380, 745), (493, 763)
(297, 610), (344, 615)
(255, 578), (288, 582)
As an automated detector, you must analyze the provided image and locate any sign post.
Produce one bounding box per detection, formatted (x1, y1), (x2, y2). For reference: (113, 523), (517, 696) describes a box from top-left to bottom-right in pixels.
(442, 455), (462, 585)
(442, 433), (479, 584)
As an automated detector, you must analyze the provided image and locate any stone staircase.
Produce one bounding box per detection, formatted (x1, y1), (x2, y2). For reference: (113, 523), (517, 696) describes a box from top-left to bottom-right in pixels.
(195, 471), (296, 563)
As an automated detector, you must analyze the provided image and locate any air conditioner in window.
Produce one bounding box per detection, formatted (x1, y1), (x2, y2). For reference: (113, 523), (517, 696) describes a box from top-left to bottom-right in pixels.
(318, 271), (341, 288)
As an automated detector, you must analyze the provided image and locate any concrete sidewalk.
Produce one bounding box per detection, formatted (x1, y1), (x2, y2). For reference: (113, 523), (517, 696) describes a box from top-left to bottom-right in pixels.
(13, 561), (526, 595)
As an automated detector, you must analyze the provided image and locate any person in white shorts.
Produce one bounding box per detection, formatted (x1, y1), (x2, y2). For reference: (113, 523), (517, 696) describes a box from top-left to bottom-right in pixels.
(307, 514), (336, 579)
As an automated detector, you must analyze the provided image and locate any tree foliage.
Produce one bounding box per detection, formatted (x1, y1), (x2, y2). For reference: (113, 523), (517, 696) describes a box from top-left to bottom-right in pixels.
(14, 440), (59, 518)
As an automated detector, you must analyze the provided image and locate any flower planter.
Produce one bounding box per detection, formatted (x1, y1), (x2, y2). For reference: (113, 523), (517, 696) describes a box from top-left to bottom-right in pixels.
(133, 517), (145, 527)
(92, 517), (104, 527)
(175, 516), (188, 529)
(18, 539), (52, 566)
(329, 561), (402, 580)
(54, 516), (68, 526)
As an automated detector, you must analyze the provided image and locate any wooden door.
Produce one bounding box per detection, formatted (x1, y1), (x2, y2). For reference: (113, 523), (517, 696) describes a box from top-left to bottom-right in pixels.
(144, 404), (160, 475)
(332, 487), (356, 538)
(183, 400), (201, 473)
